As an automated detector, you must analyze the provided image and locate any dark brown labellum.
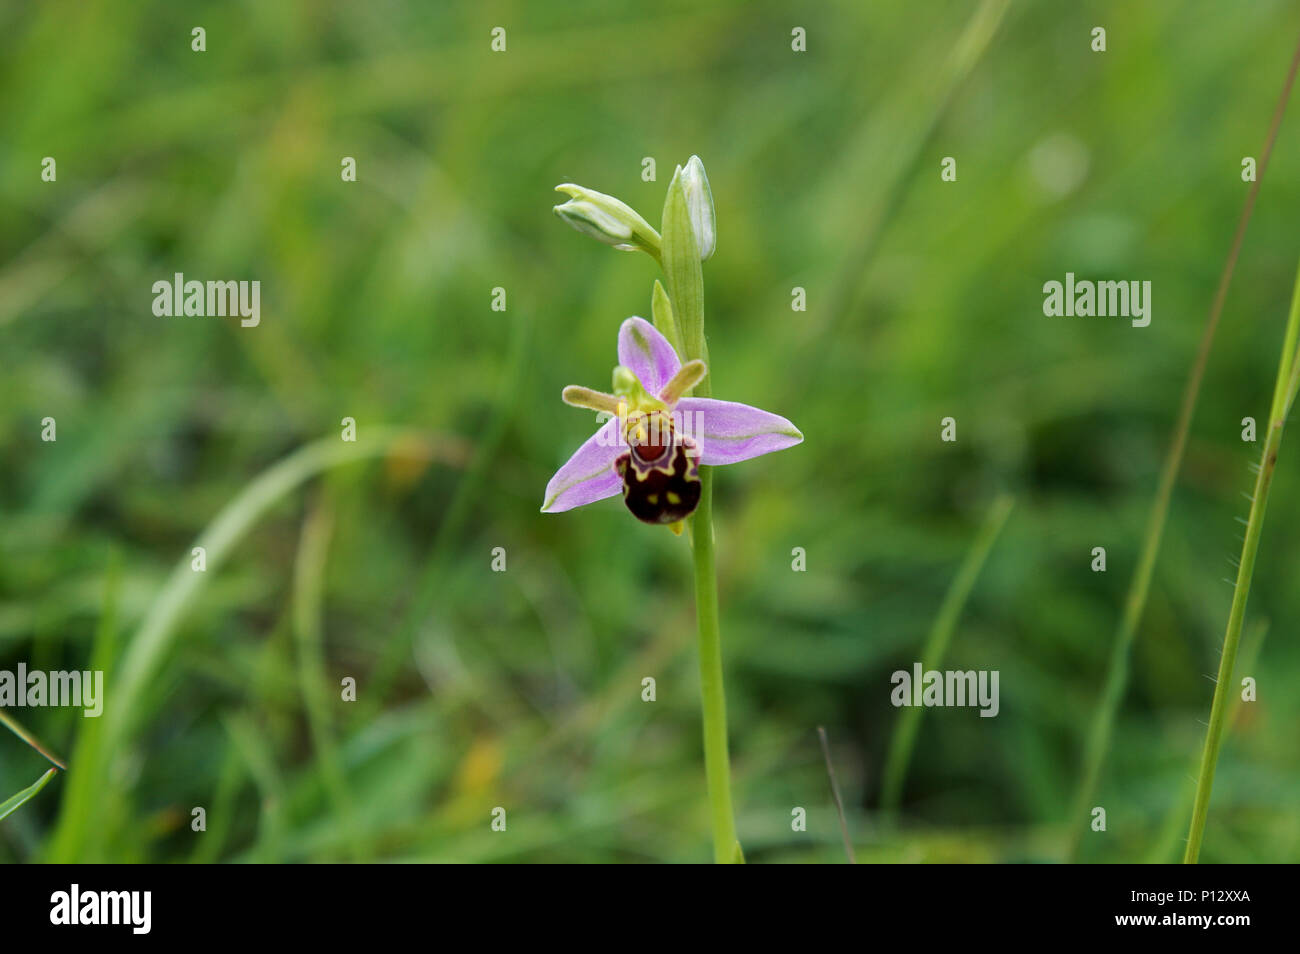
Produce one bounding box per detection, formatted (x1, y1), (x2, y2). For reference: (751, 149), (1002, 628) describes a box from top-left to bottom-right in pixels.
(615, 432), (701, 524)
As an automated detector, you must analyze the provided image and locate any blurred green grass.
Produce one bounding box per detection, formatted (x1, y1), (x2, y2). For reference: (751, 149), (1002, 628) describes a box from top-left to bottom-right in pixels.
(2, 0), (1299, 862)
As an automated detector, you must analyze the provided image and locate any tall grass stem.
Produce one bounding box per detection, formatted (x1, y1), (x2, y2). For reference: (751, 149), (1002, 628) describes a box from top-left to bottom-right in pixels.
(1067, 33), (1300, 860)
(1184, 258), (1300, 863)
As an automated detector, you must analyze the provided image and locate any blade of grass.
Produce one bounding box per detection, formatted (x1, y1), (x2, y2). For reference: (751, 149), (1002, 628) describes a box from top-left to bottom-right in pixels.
(1185, 257), (1300, 863)
(109, 430), (436, 747)
(187, 737), (245, 864)
(224, 711), (288, 863)
(292, 493), (365, 861)
(880, 494), (1014, 819)
(45, 429), (439, 861)
(817, 726), (856, 863)
(0, 768), (58, 823)
(0, 709), (66, 771)
(41, 552), (121, 862)
(1066, 31), (1300, 861)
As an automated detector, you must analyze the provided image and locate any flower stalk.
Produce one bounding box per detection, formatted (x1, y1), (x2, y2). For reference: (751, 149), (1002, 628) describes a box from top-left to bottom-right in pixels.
(690, 467), (738, 862)
(1184, 255), (1300, 863)
(546, 157), (799, 862)
(662, 162), (739, 862)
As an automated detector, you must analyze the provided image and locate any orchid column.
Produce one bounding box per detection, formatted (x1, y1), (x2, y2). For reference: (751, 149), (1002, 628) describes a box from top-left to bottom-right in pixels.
(545, 157), (803, 862)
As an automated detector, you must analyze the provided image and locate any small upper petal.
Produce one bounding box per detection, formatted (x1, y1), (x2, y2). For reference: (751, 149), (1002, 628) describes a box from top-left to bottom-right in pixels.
(675, 397), (803, 465)
(541, 415), (625, 512)
(618, 317), (681, 397)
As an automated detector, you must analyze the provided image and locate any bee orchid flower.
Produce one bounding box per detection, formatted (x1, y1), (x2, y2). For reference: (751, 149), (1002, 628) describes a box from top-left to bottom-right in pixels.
(546, 156), (791, 862)
(542, 316), (802, 526)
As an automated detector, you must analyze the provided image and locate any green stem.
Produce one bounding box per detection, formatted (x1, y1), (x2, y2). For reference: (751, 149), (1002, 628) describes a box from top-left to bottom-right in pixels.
(690, 468), (738, 863)
(1184, 430), (1280, 862)
(660, 163), (739, 862)
(1184, 258), (1300, 863)
(687, 371), (738, 864)
(685, 341), (736, 862)
(1145, 619), (1268, 863)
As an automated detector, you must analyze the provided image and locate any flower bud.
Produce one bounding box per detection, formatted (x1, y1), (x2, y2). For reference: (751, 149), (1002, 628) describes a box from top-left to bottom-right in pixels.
(553, 184), (661, 257)
(680, 156), (715, 261)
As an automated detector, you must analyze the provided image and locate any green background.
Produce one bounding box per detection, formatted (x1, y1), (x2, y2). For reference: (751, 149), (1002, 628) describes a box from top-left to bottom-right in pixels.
(2, 0), (1298, 862)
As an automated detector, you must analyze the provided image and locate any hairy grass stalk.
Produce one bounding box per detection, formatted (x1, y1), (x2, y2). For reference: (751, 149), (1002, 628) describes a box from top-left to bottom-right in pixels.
(1145, 619), (1268, 863)
(1067, 34), (1300, 860)
(1184, 259), (1300, 863)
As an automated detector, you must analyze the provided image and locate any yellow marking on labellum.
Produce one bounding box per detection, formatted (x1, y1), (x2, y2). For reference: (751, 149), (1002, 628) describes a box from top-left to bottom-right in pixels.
(646, 493), (659, 505)
(666, 491), (681, 505)
(625, 409), (677, 474)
